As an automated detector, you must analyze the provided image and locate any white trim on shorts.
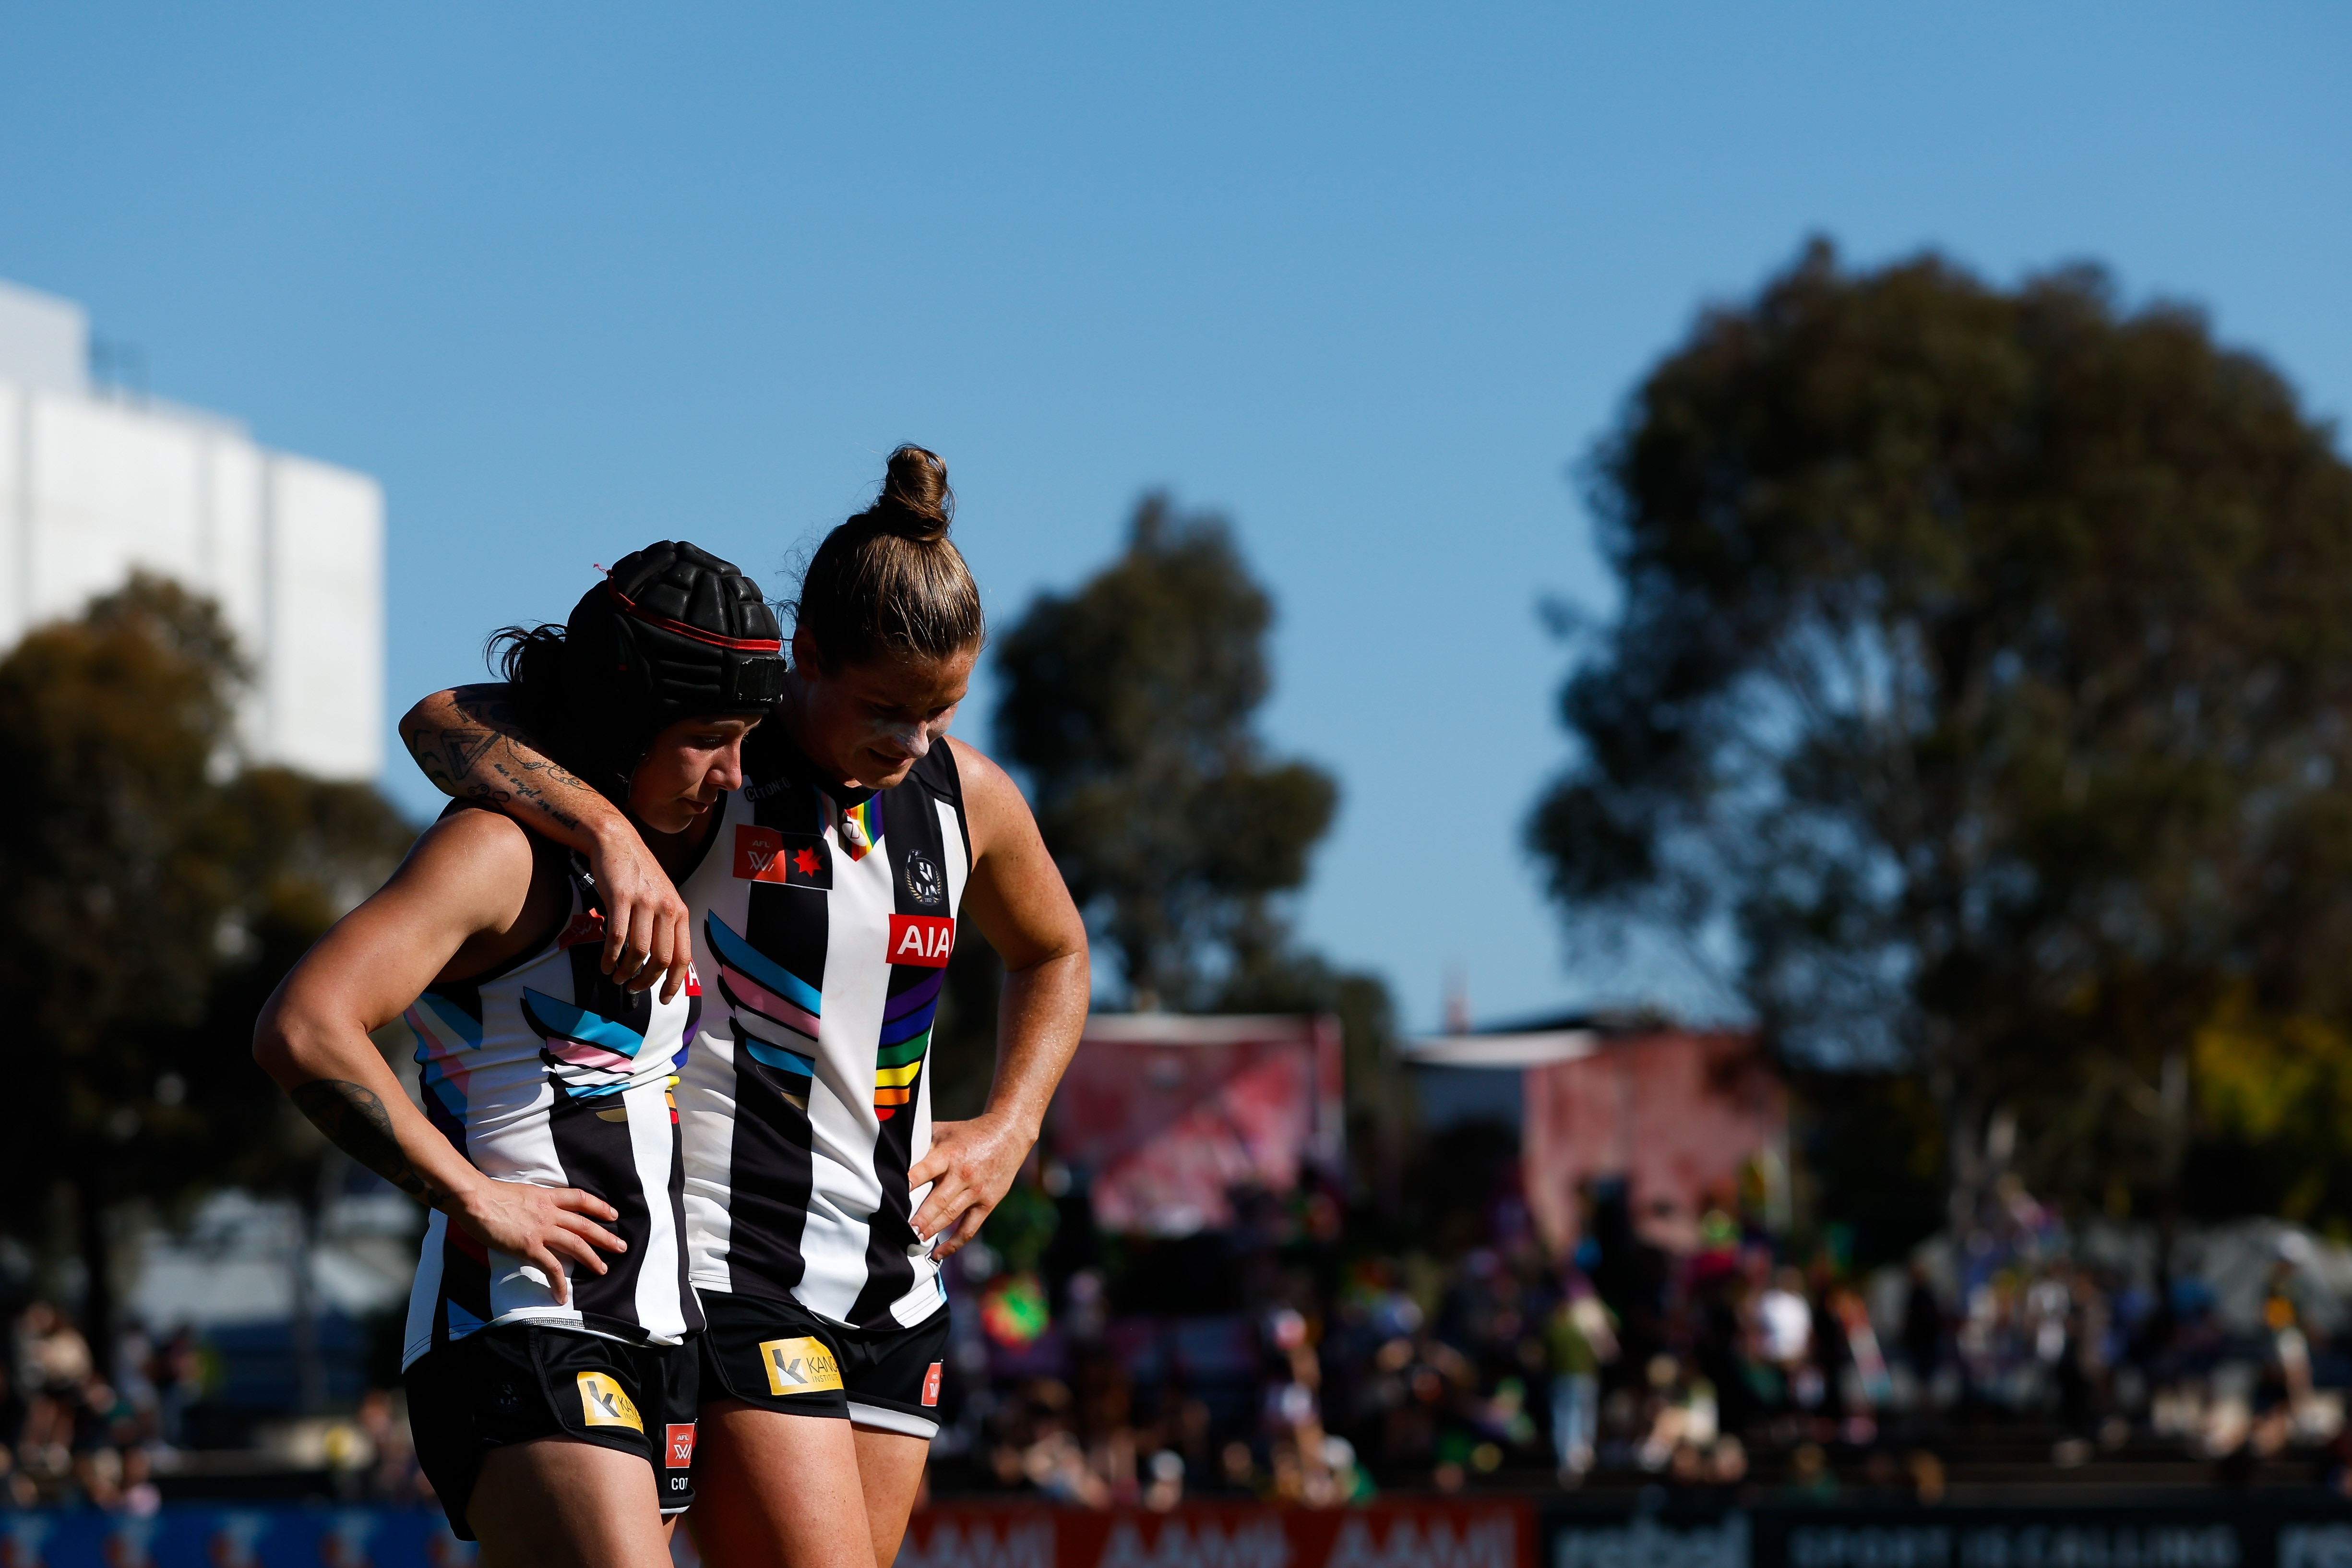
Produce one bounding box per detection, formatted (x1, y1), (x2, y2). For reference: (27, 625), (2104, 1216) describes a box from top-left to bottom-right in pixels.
(848, 1400), (939, 1440)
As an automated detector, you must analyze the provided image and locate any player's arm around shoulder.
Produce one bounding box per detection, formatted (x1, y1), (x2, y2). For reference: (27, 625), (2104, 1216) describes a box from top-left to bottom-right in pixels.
(944, 735), (1087, 976)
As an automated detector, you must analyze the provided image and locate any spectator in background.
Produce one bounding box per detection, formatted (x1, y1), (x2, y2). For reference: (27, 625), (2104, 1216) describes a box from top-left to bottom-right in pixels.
(1546, 1274), (1617, 1483)
(1902, 1264), (1946, 1392)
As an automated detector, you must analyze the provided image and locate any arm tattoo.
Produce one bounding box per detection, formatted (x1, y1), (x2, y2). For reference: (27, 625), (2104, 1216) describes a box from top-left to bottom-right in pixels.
(403, 685), (599, 835)
(288, 1079), (446, 1206)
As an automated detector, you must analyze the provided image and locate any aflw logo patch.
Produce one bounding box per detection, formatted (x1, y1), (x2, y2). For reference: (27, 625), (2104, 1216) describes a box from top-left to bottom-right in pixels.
(557, 910), (607, 948)
(758, 1336), (844, 1396)
(665, 1423), (696, 1468)
(576, 1371), (643, 1432)
(888, 915), (955, 968)
(734, 826), (831, 888)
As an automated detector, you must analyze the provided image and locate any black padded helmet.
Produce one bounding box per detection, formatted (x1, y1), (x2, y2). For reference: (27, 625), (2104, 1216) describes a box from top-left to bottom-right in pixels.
(562, 540), (785, 735)
(497, 541), (783, 805)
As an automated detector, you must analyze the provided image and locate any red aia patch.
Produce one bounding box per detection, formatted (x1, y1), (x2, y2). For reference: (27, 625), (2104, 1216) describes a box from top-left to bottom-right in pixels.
(887, 915), (955, 968)
(733, 826), (831, 889)
(557, 910), (607, 948)
(921, 1362), (943, 1407)
(666, 1423), (696, 1469)
(684, 963), (703, 997)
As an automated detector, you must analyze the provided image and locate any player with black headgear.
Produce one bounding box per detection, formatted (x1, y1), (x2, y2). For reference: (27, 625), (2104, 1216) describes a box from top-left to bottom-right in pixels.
(255, 543), (783, 1568)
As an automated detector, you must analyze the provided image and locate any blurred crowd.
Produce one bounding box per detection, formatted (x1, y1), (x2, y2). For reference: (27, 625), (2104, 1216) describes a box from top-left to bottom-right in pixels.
(0, 1304), (429, 1513)
(922, 1171), (2352, 1507)
(5, 1170), (2349, 1514)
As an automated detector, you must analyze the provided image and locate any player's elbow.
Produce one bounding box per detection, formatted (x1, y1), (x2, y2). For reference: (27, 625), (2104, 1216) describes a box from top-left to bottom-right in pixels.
(251, 982), (334, 1089)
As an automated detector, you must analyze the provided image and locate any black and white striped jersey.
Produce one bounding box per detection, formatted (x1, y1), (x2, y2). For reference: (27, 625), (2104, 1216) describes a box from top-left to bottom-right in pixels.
(673, 733), (971, 1329)
(398, 837), (704, 1368)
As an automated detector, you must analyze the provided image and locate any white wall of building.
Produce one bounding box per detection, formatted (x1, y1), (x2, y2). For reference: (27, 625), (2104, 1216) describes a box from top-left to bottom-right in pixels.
(0, 279), (382, 779)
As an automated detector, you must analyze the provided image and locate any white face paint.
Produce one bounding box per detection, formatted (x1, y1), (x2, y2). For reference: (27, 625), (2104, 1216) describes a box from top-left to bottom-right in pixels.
(865, 712), (942, 761)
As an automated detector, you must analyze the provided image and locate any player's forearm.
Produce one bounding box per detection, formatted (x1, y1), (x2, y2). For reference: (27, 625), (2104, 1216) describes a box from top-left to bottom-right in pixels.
(983, 946), (1090, 1139)
(398, 684), (624, 858)
(256, 1014), (485, 1212)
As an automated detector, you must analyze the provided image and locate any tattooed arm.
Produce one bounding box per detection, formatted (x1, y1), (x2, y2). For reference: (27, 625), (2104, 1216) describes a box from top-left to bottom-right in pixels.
(399, 683), (692, 1001)
(255, 809), (626, 1303)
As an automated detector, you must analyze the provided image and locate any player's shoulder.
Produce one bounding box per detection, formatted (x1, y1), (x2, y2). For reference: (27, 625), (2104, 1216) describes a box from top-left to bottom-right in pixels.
(936, 737), (1032, 820)
(406, 802), (545, 887)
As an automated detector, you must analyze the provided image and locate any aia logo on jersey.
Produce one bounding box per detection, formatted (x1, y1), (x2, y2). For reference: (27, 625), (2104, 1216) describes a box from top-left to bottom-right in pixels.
(905, 851), (943, 906)
(665, 1423), (696, 1469)
(557, 910), (607, 948)
(888, 914), (955, 968)
(684, 962), (702, 997)
(734, 826), (831, 889)
(921, 1362), (943, 1407)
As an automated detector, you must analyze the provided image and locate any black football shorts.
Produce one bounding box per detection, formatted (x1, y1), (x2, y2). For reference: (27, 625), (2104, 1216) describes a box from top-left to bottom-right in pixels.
(697, 1290), (951, 1438)
(405, 1322), (700, 1540)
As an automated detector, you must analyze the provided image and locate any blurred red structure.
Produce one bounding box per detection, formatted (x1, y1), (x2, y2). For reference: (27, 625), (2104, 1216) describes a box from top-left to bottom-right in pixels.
(1046, 1013), (1343, 1235)
(899, 1499), (1529, 1568)
(1520, 1027), (1784, 1256)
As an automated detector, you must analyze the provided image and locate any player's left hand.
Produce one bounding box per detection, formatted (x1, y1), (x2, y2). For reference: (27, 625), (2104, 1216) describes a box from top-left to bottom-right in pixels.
(908, 1111), (1037, 1259)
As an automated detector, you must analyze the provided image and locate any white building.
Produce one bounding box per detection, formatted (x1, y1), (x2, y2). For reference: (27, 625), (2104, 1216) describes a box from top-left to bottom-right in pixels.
(0, 277), (382, 779)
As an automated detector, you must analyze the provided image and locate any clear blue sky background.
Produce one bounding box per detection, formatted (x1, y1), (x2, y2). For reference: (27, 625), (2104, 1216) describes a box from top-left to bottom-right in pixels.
(3, 4), (2347, 1031)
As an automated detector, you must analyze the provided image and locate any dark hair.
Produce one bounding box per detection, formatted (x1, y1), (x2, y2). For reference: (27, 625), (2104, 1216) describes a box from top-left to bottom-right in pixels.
(485, 621), (598, 779)
(791, 444), (984, 670)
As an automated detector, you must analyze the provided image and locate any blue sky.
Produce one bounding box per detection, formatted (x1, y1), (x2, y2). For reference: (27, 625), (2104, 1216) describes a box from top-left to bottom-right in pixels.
(3, 4), (2347, 1030)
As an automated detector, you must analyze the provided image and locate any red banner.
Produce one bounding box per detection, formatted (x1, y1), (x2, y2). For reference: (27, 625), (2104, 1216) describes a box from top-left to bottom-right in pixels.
(896, 1501), (1533, 1568)
(1049, 1014), (1344, 1235)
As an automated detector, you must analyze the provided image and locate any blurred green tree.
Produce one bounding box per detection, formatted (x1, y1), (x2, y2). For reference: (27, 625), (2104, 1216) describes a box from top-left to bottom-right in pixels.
(0, 575), (413, 1353)
(994, 495), (1340, 1011)
(1532, 240), (2352, 1232)
(991, 497), (1411, 1200)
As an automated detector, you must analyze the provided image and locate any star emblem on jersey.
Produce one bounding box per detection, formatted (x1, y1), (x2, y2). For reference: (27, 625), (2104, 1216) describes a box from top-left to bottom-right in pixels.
(905, 851), (943, 906)
(733, 825), (832, 889)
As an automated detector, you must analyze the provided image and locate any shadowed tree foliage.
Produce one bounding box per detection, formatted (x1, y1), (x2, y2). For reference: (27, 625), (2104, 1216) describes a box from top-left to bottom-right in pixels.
(1531, 240), (2352, 1232)
(988, 497), (1413, 1200)
(0, 575), (414, 1350)
(995, 495), (1340, 1010)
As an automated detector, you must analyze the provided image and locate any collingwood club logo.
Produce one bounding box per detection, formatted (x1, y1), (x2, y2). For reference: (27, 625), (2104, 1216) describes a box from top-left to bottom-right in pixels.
(905, 851), (943, 907)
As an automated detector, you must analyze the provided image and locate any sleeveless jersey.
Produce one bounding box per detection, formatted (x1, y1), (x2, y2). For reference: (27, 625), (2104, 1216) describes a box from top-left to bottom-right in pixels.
(397, 835), (705, 1369)
(673, 731), (972, 1329)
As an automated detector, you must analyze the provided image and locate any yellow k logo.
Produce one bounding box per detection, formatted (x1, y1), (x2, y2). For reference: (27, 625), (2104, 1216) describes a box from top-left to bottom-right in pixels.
(757, 1336), (843, 1396)
(576, 1371), (644, 1432)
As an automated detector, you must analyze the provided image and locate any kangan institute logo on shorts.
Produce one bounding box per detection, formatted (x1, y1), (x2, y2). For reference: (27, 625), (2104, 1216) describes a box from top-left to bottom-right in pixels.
(576, 1371), (644, 1432)
(758, 1336), (844, 1396)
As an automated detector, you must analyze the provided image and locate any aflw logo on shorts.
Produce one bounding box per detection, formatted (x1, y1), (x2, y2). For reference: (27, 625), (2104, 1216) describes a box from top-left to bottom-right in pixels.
(888, 915), (955, 968)
(666, 1424), (696, 1469)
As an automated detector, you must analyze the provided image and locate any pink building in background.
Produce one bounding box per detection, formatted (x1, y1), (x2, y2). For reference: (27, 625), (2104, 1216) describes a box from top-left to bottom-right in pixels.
(1047, 1013), (1344, 1236)
(1408, 1021), (1787, 1257)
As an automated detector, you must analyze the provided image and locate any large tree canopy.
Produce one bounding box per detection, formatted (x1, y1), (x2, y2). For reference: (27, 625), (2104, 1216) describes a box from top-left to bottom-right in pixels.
(0, 575), (413, 1341)
(995, 496), (1339, 1010)
(1532, 241), (2352, 1226)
